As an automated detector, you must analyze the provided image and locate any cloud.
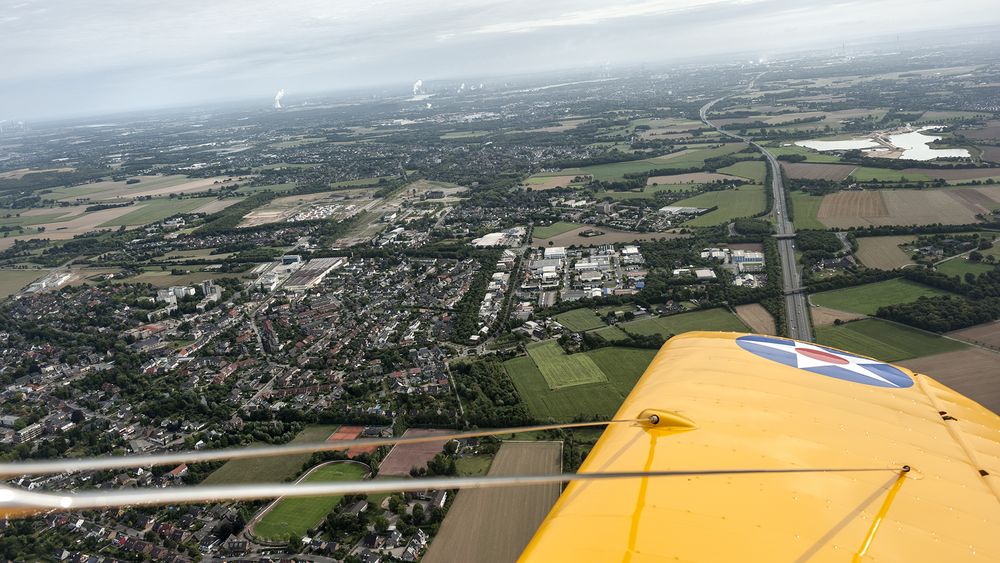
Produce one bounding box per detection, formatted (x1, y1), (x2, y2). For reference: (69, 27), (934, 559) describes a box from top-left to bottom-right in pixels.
(2, 0), (999, 119)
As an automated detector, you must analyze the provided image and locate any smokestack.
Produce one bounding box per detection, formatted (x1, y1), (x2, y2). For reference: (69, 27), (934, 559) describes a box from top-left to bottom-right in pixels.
(273, 89), (286, 109)
(412, 79), (424, 96)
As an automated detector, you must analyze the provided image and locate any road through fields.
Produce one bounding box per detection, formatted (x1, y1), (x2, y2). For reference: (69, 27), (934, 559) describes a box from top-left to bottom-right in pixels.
(700, 88), (813, 341)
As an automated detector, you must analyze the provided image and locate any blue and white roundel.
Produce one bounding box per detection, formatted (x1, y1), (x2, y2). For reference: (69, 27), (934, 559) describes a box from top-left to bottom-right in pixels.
(736, 335), (913, 388)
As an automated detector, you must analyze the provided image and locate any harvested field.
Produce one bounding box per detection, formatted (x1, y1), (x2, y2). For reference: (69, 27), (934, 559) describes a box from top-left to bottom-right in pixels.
(817, 190), (983, 228)
(949, 321), (1000, 349)
(524, 175), (583, 190)
(533, 226), (685, 247)
(810, 305), (865, 327)
(855, 235), (916, 269)
(378, 429), (453, 476)
(901, 349), (1000, 414)
(782, 163), (857, 181)
(734, 304), (776, 335)
(646, 172), (739, 185)
(47, 175), (235, 202)
(0, 167), (75, 180)
(0, 205), (144, 249)
(817, 191), (887, 224)
(905, 168), (1000, 181)
(946, 188), (1000, 215)
(963, 122), (1000, 141)
(728, 242), (764, 252)
(978, 145), (1000, 163)
(424, 441), (561, 563)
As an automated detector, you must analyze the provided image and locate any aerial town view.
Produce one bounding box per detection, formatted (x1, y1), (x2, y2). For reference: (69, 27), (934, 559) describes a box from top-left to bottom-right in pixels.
(1, 1), (999, 562)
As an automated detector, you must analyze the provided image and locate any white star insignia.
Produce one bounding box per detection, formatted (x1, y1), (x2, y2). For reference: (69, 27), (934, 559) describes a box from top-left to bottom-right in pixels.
(748, 340), (900, 387)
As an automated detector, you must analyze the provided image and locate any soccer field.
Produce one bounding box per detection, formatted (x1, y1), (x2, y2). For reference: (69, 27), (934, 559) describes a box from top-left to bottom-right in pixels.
(252, 461), (370, 541)
(505, 347), (657, 420)
(526, 341), (607, 389)
(553, 308), (606, 332)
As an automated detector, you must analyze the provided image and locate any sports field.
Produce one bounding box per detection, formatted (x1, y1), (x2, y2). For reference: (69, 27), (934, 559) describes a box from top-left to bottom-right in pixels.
(553, 308), (606, 332)
(672, 185), (767, 226)
(526, 341), (607, 389)
(505, 347), (656, 420)
(620, 308), (749, 338)
(532, 221), (584, 239)
(814, 319), (967, 362)
(252, 461), (369, 541)
(202, 425), (339, 485)
(810, 279), (953, 315)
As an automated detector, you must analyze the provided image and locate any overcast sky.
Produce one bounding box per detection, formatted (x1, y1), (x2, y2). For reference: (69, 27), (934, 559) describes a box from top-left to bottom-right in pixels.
(3, 0), (999, 120)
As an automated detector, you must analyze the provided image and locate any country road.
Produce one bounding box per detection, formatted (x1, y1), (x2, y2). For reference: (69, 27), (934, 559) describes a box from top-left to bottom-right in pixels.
(699, 94), (814, 341)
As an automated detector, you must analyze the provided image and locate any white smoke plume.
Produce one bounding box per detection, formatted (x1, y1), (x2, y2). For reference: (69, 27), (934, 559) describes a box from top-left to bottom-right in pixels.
(273, 89), (286, 109)
(412, 79), (424, 96)
(426, 103), (433, 109)
(457, 83), (466, 94)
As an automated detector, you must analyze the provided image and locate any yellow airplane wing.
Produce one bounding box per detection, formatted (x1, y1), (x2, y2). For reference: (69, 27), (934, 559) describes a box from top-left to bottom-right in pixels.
(521, 332), (1000, 562)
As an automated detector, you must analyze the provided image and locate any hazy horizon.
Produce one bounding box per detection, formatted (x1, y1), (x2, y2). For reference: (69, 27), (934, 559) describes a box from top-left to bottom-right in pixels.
(4, 0), (1000, 121)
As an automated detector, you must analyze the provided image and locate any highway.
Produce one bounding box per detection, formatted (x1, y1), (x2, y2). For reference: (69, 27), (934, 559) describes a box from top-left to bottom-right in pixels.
(699, 96), (813, 341)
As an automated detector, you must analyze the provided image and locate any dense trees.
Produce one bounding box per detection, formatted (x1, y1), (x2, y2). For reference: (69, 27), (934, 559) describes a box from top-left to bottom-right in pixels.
(450, 361), (533, 427)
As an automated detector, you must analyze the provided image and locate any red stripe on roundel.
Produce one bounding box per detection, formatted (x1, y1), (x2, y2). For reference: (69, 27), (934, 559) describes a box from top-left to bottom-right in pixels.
(795, 347), (849, 365)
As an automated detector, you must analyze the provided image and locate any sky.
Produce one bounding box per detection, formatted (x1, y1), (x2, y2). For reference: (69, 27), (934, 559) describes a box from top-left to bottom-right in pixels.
(2, 0), (999, 120)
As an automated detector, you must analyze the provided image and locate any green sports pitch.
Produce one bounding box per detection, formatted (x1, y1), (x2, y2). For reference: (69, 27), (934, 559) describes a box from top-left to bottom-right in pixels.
(252, 461), (370, 542)
(526, 340), (608, 389)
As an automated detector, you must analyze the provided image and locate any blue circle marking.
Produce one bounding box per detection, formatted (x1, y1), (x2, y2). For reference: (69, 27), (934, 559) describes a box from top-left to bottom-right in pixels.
(735, 335), (913, 388)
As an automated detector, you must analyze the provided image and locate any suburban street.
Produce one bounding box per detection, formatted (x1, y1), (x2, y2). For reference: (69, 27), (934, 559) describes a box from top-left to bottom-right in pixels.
(700, 96), (814, 341)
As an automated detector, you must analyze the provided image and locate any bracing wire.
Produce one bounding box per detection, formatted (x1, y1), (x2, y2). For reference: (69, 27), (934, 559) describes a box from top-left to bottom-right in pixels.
(0, 466), (905, 517)
(0, 419), (640, 478)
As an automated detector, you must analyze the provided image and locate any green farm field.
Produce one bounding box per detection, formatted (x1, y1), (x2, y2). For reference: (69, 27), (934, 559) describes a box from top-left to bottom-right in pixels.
(553, 308), (606, 331)
(252, 461), (370, 541)
(717, 160), (767, 182)
(789, 191), (826, 230)
(849, 167), (933, 183)
(815, 319), (967, 362)
(526, 341), (607, 389)
(537, 144), (745, 182)
(673, 185), (767, 226)
(532, 222), (584, 239)
(0, 269), (49, 299)
(99, 198), (237, 227)
(505, 347), (656, 420)
(810, 279), (954, 315)
(764, 145), (843, 163)
(202, 425), (339, 485)
(620, 308), (749, 337)
(591, 325), (630, 342)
